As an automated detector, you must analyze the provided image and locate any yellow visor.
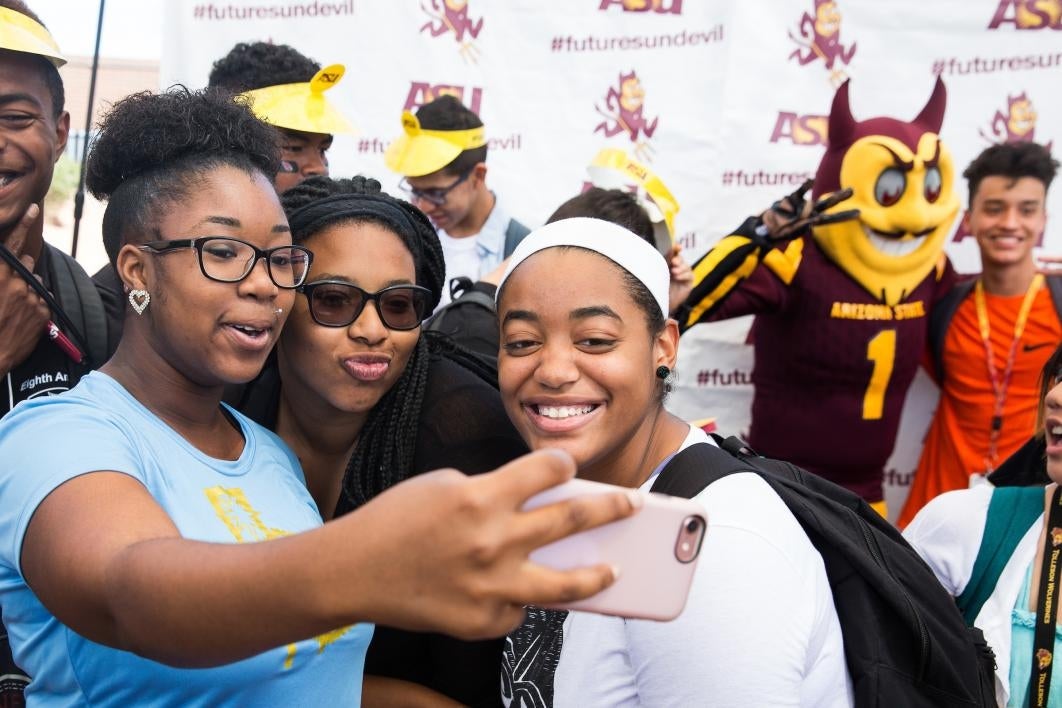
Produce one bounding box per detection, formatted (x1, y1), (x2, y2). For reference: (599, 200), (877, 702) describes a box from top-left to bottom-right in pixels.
(587, 147), (679, 242)
(384, 110), (486, 177)
(0, 7), (65, 67)
(239, 64), (355, 135)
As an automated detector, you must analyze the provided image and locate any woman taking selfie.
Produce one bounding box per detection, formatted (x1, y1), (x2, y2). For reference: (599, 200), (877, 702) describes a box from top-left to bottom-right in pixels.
(494, 218), (852, 707)
(233, 174), (527, 706)
(906, 343), (1062, 707)
(0, 89), (636, 706)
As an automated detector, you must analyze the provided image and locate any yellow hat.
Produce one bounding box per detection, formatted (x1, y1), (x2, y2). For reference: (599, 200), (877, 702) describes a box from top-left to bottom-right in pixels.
(239, 64), (355, 135)
(0, 7), (65, 67)
(384, 110), (486, 177)
(587, 147), (680, 247)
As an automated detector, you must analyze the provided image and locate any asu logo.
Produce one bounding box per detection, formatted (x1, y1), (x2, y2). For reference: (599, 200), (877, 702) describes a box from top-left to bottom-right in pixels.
(404, 81), (483, 114)
(770, 111), (829, 146)
(788, 0), (857, 87)
(594, 71), (659, 161)
(597, 0), (684, 13)
(979, 92), (1053, 150)
(420, 0), (483, 63)
(987, 0), (1062, 29)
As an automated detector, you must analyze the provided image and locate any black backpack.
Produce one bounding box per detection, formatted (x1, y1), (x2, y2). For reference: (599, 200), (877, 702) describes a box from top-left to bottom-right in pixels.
(425, 277), (500, 362)
(651, 436), (997, 708)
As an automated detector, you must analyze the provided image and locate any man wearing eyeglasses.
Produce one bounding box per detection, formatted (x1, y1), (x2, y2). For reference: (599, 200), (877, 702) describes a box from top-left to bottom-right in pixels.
(385, 95), (529, 309)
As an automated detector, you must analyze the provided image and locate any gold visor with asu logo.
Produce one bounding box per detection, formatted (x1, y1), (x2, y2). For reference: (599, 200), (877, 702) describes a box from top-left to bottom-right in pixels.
(384, 110), (486, 177)
(586, 147), (680, 251)
(0, 7), (65, 67)
(239, 64), (356, 135)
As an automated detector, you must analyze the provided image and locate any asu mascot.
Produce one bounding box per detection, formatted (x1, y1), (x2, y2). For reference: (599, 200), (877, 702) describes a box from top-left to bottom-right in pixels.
(678, 78), (959, 511)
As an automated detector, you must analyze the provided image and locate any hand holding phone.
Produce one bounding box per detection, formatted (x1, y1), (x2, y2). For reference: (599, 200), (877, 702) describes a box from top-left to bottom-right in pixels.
(524, 477), (706, 621)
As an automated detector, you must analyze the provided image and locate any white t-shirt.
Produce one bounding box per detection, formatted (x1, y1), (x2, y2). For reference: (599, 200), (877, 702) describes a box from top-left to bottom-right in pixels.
(438, 230), (481, 308)
(436, 194), (516, 309)
(502, 427), (853, 708)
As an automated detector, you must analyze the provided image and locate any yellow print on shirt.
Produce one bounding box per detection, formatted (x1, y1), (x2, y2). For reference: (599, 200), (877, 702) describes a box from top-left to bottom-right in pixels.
(205, 486), (291, 542)
(204, 486), (354, 669)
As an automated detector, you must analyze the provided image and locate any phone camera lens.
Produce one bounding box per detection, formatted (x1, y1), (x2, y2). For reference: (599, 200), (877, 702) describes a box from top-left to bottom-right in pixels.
(685, 518), (701, 533)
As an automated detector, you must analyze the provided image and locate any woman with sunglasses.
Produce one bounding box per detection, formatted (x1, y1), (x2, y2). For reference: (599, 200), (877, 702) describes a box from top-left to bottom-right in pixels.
(231, 174), (527, 707)
(0, 89), (637, 707)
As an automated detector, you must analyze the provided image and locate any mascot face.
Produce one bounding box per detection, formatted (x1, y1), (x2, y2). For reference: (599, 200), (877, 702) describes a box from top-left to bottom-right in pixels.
(1008, 94), (1036, 138)
(620, 75), (645, 113)
(812, 78), (959, 306)
(815, 1), (841, 38)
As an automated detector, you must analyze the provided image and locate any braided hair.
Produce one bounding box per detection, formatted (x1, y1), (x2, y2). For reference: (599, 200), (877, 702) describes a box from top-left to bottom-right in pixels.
(281, 176), (494, 513)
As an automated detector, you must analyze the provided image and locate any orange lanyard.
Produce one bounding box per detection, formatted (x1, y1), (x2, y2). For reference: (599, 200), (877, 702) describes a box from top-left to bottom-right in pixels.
(974, 273), (1044, 472)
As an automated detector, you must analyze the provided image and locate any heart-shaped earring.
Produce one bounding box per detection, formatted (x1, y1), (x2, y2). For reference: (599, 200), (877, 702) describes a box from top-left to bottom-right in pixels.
(128, 289), (150, 315)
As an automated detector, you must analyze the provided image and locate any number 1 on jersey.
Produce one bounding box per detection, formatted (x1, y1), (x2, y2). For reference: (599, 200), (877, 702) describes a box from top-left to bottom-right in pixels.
(863, 329), (896, 420)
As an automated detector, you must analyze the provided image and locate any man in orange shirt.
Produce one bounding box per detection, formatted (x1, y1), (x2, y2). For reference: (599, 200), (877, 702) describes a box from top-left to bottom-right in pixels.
(899, 142), (1060, 527)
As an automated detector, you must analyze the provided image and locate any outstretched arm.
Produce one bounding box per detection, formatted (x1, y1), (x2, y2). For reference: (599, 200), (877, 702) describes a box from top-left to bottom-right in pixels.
(20, 450), (639, 668)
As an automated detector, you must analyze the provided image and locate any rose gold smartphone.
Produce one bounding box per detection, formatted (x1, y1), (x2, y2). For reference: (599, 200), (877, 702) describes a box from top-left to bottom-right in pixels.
(524, 478), (706, 621)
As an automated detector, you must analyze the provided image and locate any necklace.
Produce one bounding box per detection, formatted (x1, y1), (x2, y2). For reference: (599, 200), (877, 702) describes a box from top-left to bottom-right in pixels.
(973, 273), (1044, 472)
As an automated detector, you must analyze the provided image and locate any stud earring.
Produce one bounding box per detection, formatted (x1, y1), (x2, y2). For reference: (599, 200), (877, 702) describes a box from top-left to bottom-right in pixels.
(274, 307), (284, 316)
(656, 365), (671, 380)
(128, 289), (150, 315)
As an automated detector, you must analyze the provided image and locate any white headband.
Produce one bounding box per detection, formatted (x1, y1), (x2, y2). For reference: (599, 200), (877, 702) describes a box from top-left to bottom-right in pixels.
(496, 217), (670, 318)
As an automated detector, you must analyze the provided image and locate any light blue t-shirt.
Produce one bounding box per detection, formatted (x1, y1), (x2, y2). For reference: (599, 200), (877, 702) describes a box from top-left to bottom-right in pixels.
(0, 371), (373, 707)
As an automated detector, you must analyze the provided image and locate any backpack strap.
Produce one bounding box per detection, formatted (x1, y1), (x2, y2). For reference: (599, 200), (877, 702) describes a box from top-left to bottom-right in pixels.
(649, 441), (749, 498)
(928, 278), (976, 383)
(47, 246), (108, 369)
(502, 219), (530, 259)
(1045, 274), (1062, 323)
(956, 486), (1043, 625)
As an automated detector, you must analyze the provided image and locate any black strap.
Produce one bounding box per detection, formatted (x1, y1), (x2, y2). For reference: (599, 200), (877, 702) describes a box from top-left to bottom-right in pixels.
(502, 219), (530, 258)
(928, 277), (976, 382)
(649, 440), (750, 497)
(48, 245), (107, 368)
(1046, 274), (1062, 324)
(1030, 486), (1062, 707)
(0, 242), (92, 360)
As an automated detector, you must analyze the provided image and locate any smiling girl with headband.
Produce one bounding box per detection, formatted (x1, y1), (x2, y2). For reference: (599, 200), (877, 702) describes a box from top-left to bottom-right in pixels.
(495, 218), (853, 707)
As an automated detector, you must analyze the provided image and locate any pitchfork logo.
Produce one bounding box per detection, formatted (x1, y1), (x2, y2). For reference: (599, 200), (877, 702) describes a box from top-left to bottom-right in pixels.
(788, 0), (857, 87)
(420, 0), (483, 63)
(594, 71), (658, 161)
(979, 92), (1053, 150)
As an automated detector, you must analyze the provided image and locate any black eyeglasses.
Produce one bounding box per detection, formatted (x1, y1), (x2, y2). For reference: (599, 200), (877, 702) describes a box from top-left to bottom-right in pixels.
(399, 169), (471, 206)
(298, 280), (433, 330)
(138, 237), (313, 289)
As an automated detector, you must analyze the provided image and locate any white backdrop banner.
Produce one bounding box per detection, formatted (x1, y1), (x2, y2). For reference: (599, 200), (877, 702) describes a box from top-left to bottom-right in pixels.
(162, 0), (1062, 519)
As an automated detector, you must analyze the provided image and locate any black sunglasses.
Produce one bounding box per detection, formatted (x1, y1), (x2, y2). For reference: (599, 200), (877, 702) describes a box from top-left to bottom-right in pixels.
(297, 280), (433, 330)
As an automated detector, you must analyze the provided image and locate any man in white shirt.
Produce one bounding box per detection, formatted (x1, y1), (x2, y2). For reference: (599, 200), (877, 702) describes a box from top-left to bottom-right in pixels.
(385, 96), (529, 308)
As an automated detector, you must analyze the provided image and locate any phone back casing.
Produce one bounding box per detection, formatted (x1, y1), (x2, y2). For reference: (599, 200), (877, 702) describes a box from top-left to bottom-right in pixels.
(525, 478), (705, 622)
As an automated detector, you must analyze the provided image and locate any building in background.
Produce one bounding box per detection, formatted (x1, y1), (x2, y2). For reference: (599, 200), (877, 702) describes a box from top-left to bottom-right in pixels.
(45, 55), (159, 271)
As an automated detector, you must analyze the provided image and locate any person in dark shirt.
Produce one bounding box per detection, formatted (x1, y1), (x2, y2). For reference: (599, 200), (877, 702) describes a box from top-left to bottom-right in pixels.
(0, 3), (121, 702)
(230, 175), (527, 707)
